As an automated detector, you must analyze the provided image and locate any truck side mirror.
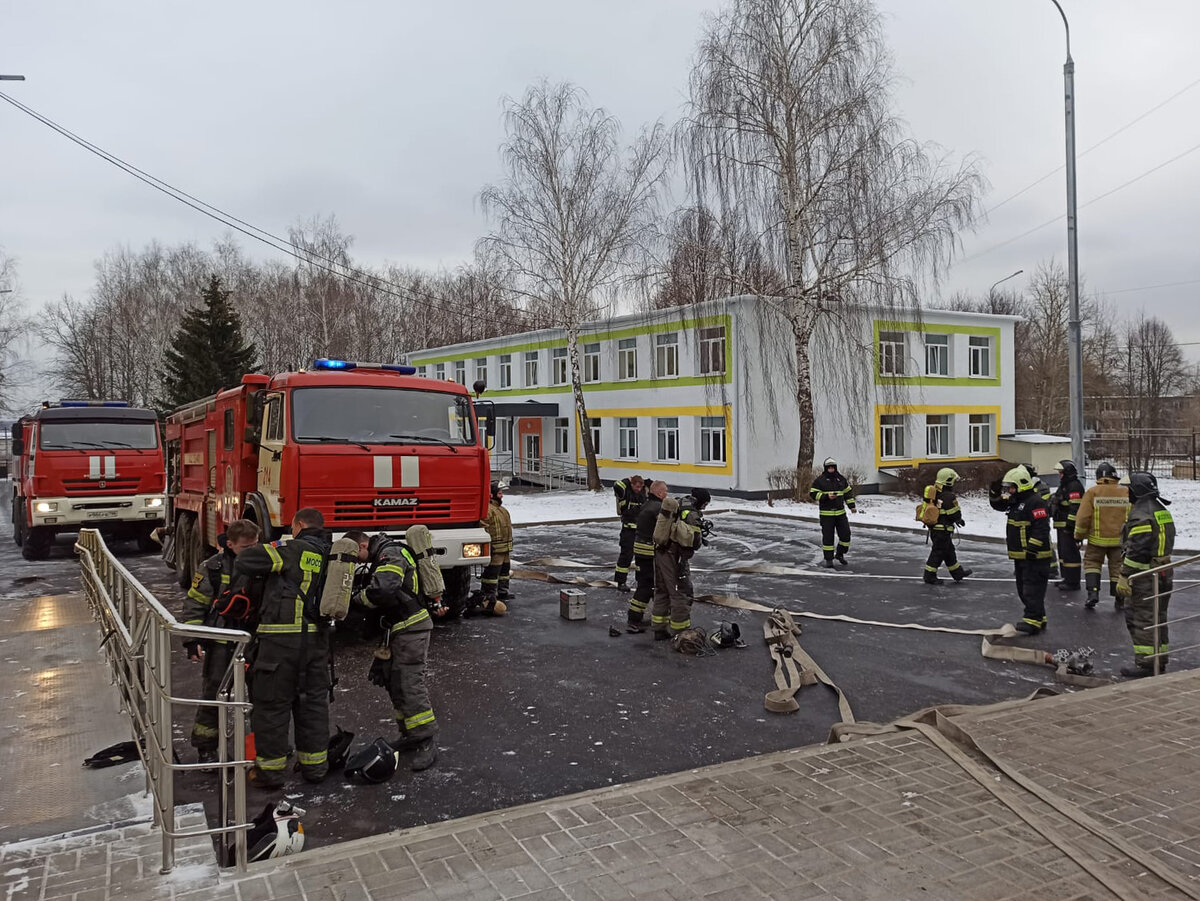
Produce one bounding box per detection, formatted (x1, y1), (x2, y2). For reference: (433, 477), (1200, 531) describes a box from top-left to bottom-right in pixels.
(11, 436), (23, 457)
(472, 379), (486, 397)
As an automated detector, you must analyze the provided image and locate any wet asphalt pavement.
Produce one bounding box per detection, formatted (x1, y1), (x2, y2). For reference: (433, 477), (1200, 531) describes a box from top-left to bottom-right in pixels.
(3, 495), (1195, 851)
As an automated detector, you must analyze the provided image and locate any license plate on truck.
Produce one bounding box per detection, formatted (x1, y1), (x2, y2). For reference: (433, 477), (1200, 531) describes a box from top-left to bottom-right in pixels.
(86, 510), (119, 519)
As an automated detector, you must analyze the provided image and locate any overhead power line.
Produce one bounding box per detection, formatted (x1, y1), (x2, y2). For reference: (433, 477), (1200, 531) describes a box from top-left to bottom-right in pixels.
(0, 90), (538, 330)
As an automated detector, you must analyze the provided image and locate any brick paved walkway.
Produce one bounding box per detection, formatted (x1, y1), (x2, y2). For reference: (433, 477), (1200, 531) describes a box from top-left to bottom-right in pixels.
(9, 671), (1200, 901)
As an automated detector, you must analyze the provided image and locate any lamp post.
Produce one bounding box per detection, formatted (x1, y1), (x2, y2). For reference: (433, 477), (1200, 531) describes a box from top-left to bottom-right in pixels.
(1048, 0), (1085, 472)
(987, 269), (1024, 311)
(0, 75), (25, 81)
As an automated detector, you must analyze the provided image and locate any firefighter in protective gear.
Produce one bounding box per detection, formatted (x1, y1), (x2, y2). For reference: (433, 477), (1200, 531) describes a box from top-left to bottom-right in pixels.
(480, 481), (513, 605)
(627, 481), (666, 632)
(810, 457), (856, 567)
(347, 530), (439, 769)
(999, 467), (1054, 634)
(675, 487), (711, 599)
(921, 468), (971, 584)
(1026, 464), (1059, 579)
(612, 475), (646, 591)
(1118, 472), (1175, 678)
(181, 519), (261, 764)
(233, 508), (332, 788)
(650, 489), (707, 639)
(1051, 460), (1084, 591)
(1074, 462), (1129, 609)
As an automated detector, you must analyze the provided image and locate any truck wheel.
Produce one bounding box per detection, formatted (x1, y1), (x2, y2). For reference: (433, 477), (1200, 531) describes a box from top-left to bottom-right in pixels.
(175, 517), (194, 588)
(442, 566), (472, 618)
(21, 526), (52, 561)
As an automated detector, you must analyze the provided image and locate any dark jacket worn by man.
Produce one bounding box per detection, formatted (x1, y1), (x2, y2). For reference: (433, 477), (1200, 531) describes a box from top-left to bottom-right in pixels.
(1118, 473), (1175, 677)
(810, 458), (855, 566)
(1001, 468), (1054, 635)
(1051, 460), (1085, 591)
(612, 476), (647, 589)
(627, 489), (664, 629)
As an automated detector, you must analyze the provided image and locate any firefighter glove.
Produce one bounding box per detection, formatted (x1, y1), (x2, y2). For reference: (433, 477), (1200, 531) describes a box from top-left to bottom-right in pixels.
(1116, 575), (1132, 599)
(368, 648), (392, 688)
(184, 640), (203, 661)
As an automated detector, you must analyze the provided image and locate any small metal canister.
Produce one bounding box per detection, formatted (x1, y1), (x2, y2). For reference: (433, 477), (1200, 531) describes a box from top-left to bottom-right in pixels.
(559, 588), (587, 621)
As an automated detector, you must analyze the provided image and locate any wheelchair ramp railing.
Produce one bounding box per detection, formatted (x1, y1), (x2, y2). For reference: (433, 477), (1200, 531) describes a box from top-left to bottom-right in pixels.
(1128, 551), (1200, 675)
(75, 528), (254, 873)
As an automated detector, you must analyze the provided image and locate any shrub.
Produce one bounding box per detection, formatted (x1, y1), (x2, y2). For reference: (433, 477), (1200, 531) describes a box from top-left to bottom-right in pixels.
(890, 460), (1012, 497)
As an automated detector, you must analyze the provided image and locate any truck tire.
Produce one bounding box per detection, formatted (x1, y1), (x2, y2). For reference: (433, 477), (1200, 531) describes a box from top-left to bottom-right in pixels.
(21, 526), (52, 561)
(442, 566), (472, 618)
(175, 516), (194, 589)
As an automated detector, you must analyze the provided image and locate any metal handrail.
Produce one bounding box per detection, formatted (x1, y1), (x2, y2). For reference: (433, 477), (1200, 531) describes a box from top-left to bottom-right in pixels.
(75, 529), (254, 873)
(1127, 551), (1200, 675)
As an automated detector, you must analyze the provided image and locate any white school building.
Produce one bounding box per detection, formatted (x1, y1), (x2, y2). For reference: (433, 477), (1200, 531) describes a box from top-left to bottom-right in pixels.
(407, 296), (1018, 495)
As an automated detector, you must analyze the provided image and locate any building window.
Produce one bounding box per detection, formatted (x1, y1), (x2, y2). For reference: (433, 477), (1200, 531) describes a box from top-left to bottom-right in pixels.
(925, 334), (949, 377)
(454, 360), (466, 386)
(496, 418), (513, 453)
(435, 363), (446, 381)
(699, 325), (726, 375)
(417, 365), (427, 378)
(880, 414), (906, 460)
(474, 357), (488, 387)
(879, 331), (905, 376)
(588, 417), (601, 455)
(654, 332), (679, 378)
(553, 417), (570, 455)
(552, 347), (568, 385)
(524, 351), (539, 387)
(969, 336), (992, 378)
(969, 413), (993, 455)
(926, 414), (950, 457)
(499, 354), (512, 388)
(618, 417), (638, 459)
(656, 417), (679, 462)
(617, 338), (638, 380)
(583, 343), (600, 383)
(700, 415), (726, 464)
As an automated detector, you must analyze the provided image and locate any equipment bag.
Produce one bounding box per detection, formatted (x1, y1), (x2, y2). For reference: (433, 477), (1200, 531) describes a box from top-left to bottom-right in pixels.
(653, 496), (680, 547)
(319, 537), (360, 620)
(405, 525), (445, 599)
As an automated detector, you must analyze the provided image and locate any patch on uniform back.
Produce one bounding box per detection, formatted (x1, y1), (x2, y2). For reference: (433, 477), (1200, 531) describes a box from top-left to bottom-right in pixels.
(1032, 508), (1048, 519)
(191, 573), (205, 588)
(1069, 491), (1081, 499)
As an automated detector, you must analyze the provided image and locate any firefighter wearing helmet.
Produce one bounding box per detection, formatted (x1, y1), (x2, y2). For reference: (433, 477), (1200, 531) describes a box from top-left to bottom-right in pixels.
(1117, 472), (1175, 677)
(1073, 462), (1130, 609)
(809, 457), (856, 567)
(920, 468), (972, 584)
(998, 466), (1054, 635)
(479, 480), (513, 610)
(1050, 459), (1085, 591)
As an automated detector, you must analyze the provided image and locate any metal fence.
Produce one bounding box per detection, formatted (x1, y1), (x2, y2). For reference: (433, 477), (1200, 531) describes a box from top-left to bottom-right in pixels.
(1087, 430), (1199, 479)
(1129, 552), (1200, 675)
(489, 450), (590, 490)
(75, 529), (254, 873)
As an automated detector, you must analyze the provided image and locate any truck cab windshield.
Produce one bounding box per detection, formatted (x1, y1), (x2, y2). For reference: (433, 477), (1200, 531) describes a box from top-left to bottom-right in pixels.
(291, 386), (476, 446)
(40, 421), (159, 450)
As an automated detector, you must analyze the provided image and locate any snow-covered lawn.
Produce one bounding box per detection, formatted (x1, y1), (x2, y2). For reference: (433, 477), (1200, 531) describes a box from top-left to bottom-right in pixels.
(504, 476), (1200, 551)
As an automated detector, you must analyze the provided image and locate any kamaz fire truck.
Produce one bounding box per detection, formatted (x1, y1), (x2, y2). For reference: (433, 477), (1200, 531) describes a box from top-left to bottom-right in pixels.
(10, 401), (166, 560)
(163, 359), (494, 608)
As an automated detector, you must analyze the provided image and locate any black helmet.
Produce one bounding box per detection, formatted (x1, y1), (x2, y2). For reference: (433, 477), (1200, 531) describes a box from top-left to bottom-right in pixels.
(366, 533), (392, 562)
(1055, 459), (1077, 478)
(1026, 463), (1039, 477)
(1128, 471), (1159, 500)
(1095, 462), (1118, 481)
(691, 487), (712, 510)
(327, 726), (355, 771)
(345, 737), (399, 783)
(707, 621), (746, 649)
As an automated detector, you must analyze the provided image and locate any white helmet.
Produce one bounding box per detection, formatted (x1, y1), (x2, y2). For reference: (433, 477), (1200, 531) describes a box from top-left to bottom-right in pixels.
(246, 801), (306, 861)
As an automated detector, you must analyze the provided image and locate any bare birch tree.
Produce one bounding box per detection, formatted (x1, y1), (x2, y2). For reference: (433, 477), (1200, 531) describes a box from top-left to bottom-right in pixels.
(683, 0), (984, 470)
(478, 80), (669, 489)
(0, 249), (29, 413)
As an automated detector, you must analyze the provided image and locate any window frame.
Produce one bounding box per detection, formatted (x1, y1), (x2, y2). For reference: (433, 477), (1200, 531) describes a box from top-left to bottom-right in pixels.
(969, 335), (992, 378)
(924, 334), (950, 377)
(698, 325), (726, 375)
(617, 417), (638, 460)
(879, 414), (906, 460)
(454, 360), (466, 386)
(551, 347), (568, 385)
(588, 417), (601, 456)
(498, 353), (513, 389)
(583, 343), (600, 383)
(878, 331), (905, 377)
(925, 413), (950, 458)
(523, 350), (539, 387)
(969, 413), (994, 455)
(654, 332), (679, 379)
(617, 338), (638, 381)
(473, 357), (488, 387)
(655, 416), (680, 462)
(699, 415), (726, 464)
(553, 417), (570, 455)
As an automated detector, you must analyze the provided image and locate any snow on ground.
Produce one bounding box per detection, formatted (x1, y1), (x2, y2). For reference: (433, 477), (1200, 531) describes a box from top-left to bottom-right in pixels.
(504, 476), (1200, 551)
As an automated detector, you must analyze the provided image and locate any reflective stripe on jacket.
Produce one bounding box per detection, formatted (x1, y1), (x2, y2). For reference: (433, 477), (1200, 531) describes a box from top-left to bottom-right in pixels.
(233, 528), (330, 637)
(810, 471), (856, 516)
(1121, 497), (1175, 574)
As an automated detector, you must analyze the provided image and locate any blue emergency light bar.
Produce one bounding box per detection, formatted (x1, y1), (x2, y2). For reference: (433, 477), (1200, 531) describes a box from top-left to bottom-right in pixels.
(312, 359), (417, 375)
(60, 400), (130, 407)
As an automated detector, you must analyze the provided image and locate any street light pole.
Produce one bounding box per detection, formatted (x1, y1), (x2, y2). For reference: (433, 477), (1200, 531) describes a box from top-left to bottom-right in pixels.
(987, 269), (1024, 312)
(1049, 0), (1085, 473)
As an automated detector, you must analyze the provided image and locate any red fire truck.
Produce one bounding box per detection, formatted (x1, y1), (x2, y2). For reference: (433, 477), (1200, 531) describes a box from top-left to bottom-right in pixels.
(164, 359), (493, 607)
(10, 401), (166, 560)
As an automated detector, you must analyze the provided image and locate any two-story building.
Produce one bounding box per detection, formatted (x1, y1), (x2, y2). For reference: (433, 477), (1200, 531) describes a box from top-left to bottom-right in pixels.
(407, 296), (1017, 495)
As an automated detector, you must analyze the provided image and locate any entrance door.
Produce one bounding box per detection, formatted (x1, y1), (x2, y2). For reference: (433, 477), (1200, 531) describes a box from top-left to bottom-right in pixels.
(257, 393), (285, 528)
(523, 433), (541, 474)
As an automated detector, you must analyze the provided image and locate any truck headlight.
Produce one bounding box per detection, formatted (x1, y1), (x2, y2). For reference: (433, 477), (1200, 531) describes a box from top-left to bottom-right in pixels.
(462, 543), (483, 558)
(35, 501), (57, 513)
(145, 497), (164, 508)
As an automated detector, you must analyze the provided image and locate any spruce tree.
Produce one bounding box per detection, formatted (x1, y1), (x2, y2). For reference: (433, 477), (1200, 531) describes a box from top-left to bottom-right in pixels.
(161, 276), (258, 409)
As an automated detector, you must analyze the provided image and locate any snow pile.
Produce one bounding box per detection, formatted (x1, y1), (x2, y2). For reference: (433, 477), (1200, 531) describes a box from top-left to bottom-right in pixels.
(504, 477), (1200, 550)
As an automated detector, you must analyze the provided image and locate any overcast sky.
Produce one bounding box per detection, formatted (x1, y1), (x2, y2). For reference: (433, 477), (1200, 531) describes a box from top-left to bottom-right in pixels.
(3, 0), (1199, 389)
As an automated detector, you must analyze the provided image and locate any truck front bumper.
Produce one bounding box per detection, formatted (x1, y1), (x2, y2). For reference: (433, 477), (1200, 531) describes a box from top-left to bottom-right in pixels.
(30, 494), (167, 528)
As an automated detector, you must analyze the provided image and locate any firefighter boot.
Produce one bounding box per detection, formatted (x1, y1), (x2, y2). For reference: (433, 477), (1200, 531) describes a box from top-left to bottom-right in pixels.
(1120, 664), (1163, 678)
(410, 739), (438, 772)
(1084, 573), (1100, 609)
(953, 568), (973, 582)
(923, 570), (943, 585)
(1109, 580), (1124, 611)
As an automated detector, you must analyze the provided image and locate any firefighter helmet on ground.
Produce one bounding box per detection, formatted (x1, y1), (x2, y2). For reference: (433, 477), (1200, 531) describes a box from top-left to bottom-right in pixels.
(1128, 471), (1159, 500)
(936, 467), (959, 487)
(707, 621), (747, 649)
(344, 737), (400, 783)
(245, 801), (305, 862)
(1096, 461), (1118, 481)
